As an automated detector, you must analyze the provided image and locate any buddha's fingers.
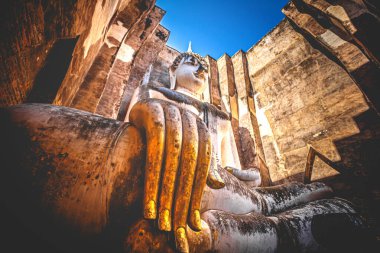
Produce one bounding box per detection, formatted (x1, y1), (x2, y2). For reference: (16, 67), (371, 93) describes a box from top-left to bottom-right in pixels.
(158, 104), (182, 231)
(174, 111), (199, 253)
(129, 100), (165, 220)
(188, 119), (211, 231)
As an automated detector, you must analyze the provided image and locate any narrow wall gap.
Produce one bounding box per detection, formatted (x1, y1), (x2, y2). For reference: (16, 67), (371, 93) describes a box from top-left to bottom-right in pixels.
(27, 36), (79, 104)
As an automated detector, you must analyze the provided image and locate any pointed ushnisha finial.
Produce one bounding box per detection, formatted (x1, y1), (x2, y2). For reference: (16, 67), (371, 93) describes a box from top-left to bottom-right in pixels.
(187, 41), (192, 53)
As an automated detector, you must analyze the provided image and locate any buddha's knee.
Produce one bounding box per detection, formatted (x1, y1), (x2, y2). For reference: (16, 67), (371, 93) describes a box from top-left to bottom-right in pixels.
(201, 210), (278, 252)
(255, 181), (334, 214)
(271, 198), (367, 252)
(0, 104), (145, 236)
(199, 198), (366, 253)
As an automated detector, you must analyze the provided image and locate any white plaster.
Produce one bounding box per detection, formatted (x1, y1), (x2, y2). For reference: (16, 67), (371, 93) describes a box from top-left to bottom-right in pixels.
(83, 0), (119, 58)
(327, 5), (351, 22)
(327, 4), (364, 28)
(104, 39), (116, 49)
(106, 23), (128, 44)
(319, 29), (347, 49)
(238, 98), (249, 118)
(141, 64), (152, 86)
(116, 44), (135, 63)
(254, 93), (286, 179)
(221, 95), (231, 113)
(255, 102), (273, 137)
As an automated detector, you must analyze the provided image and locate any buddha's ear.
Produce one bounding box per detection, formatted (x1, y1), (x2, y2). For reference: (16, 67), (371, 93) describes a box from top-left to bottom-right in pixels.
(169, 67), (176, 90)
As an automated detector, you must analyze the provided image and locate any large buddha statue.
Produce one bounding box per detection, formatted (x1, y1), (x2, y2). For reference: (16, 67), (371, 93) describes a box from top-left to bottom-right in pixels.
(124, 48), (371, 252)
(0, 48), (371, 253)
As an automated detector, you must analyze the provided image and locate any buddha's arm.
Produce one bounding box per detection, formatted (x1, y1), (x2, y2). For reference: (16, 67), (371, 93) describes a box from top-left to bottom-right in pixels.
(218, 119), (261, 186)
(218, 120), (241, 169)
(198, 198), (363, 253)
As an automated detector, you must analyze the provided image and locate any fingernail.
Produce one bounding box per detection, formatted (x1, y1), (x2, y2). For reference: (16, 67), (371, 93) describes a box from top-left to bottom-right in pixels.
(144, 200), (156, 219)
(175, 227), (189, 253)
(192, 210), (202, 231)
(225, 166), (233, 174)
(158, 209), (171, 231)
(207, 171), (225, 189)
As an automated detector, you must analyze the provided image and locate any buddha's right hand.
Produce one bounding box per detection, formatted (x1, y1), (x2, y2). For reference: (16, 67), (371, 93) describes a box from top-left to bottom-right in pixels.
(129, 98), (224, 253)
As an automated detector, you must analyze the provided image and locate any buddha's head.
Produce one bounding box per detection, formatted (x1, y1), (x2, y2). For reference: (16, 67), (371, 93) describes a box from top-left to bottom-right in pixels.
(169, 50), (208, 97)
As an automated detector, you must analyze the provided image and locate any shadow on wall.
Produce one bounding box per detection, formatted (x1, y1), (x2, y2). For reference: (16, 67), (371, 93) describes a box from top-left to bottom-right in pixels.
(238, 127), (256, 168)
(331, 108), (380, 238)
(279, 108), (380, 240)
(27, 37), (78, 104)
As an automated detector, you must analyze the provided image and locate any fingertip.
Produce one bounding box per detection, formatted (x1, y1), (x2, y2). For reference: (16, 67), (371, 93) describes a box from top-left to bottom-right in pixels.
(207, 171), (225, 189)
(224, 166), (234, 174)
(158, 209), (171, 231)
(189, 210), (202, 232)
(144, 200), (156, 219)
(175, 227), (189, 253)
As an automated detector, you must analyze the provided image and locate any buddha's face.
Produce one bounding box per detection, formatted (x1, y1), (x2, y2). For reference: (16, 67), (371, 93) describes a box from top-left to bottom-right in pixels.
(174, 55), (208, 96)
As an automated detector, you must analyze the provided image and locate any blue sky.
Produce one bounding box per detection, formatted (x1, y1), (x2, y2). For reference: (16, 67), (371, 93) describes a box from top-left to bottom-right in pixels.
(156, 0), (289, 59)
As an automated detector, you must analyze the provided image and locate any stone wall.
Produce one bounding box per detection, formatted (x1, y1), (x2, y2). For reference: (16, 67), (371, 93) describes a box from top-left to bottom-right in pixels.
(58, 0), (160, 115)
(247, 19), (370, 183)
(283, 0), (380, 114)
(245, 1), (380, 233)
(0, 0), (164, 117)
(0, 0), (128, 107)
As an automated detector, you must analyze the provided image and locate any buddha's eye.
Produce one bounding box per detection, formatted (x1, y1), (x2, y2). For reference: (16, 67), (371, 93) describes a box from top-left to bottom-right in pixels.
(184, 57), (198, 66)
